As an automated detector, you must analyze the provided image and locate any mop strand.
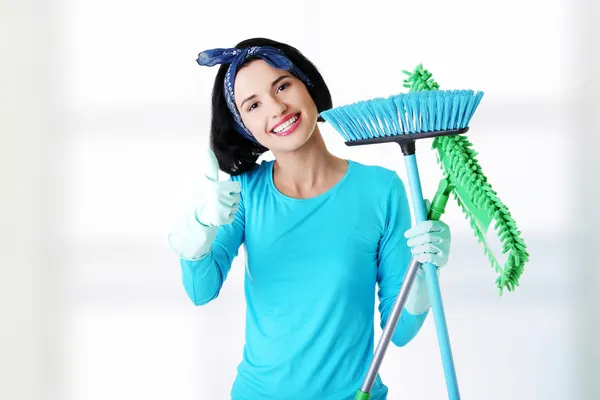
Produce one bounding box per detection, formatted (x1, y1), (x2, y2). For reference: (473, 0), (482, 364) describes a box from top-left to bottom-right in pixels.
(402, 64), (530, 294)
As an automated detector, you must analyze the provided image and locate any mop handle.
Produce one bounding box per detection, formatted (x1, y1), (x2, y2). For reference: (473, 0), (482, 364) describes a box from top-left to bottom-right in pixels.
(404, 154), (460, 400)
(356, 169), (459, 400)
(357, 256), (423, 397)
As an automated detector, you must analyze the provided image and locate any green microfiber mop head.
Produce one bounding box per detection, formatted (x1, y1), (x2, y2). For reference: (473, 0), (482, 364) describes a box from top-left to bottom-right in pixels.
(402, 64), (529, 294)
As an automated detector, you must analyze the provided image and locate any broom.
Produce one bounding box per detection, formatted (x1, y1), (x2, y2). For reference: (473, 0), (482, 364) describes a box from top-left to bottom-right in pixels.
(320, 66), (529, 399)
(320, 84), (480, 400)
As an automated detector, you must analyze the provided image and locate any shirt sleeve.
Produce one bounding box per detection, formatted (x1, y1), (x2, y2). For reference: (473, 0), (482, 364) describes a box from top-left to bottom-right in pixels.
(179, 175), (245, 306)
(376, 172), (429, 347)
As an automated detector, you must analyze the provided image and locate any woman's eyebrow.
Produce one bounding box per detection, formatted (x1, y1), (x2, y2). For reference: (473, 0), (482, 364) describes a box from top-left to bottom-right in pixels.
(240, 74), (292, 108)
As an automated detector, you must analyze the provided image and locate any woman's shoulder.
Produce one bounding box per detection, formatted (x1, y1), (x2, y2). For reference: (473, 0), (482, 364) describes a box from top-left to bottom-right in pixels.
(347, 159), (403, 189)
(346, 161), (408, 212)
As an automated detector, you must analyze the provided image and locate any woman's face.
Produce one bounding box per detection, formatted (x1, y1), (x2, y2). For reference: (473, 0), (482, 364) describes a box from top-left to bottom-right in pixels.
(233, 59), (319, 153)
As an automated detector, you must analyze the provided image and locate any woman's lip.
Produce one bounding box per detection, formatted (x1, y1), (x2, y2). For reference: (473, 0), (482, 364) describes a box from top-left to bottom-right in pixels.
(271, 113), (298, 132)
(270, 112), (300, 135)
(270, 113), (300, 133)
(273, 113), (301, 136)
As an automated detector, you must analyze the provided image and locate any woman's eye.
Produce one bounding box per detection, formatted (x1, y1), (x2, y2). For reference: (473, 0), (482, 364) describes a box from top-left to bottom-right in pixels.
(246, 83), (289, 112)
(277, 82), (290, 93)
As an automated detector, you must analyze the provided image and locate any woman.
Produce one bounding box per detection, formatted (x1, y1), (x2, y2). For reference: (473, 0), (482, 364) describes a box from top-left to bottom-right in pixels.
(168, 37), (452, 400)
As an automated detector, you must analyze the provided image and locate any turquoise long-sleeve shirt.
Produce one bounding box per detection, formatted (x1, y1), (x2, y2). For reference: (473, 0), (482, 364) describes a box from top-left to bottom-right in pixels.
(179, 159), (429, 400)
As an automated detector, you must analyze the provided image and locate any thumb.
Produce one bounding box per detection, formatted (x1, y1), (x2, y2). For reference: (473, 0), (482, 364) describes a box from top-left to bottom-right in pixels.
(424, 199), (431, 215)
(202, 148), (220, 182)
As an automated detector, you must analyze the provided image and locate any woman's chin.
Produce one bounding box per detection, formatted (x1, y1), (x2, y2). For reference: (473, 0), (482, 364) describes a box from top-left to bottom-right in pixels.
(271, 129), (317, 154)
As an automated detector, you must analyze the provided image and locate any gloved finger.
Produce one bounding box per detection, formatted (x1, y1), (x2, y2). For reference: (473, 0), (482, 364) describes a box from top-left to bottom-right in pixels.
(410, 243), (444, 257)
(227, 205), (240, 220)
(424, 199), (431, 214)
(202, 148), (220, 182)
(220, 180), (241, 195)
(413, 252), (437, 265)
(404, 220), (440, 239)
(415, 254), (446, 268)
(216, 203), (236, 224)
(413, 246), (449, 268)
(407, 232), (443, 248)
(220, 191), (240, 208)
(414, 264), (442, 278)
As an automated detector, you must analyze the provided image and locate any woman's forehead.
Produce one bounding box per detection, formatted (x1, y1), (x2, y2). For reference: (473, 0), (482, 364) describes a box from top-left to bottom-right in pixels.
(235, 60), (286, 89)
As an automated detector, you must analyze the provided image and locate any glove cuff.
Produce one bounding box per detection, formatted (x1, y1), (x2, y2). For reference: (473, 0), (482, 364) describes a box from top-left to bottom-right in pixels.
(168, 206), (218, 260)
(404, 268), (440, 315)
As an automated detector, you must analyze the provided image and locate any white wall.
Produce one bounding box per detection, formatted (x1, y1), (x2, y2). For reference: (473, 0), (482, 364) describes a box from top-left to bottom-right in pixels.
(1, 0), (598, 399)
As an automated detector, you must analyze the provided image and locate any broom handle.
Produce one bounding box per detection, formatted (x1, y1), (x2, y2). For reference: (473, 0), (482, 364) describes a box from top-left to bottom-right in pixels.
(404, 154), (460, 400)
(356, 161), (461, 400)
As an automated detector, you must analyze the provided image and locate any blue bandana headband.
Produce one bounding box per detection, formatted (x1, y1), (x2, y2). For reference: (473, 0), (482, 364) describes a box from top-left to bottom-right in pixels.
(196, 46), (313, 142)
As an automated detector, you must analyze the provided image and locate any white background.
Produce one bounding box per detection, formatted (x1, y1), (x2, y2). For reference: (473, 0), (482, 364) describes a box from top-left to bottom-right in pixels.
(1, 0), (599, 399)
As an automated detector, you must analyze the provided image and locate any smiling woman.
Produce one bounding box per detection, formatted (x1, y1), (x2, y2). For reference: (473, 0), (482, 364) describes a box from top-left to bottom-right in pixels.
(233, 61), (319, 151)
(167, 37), (454, 399)
(203, 38), (333, 176)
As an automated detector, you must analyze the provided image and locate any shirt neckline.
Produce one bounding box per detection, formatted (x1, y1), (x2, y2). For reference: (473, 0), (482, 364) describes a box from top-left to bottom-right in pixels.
(267, 159), (353, 202)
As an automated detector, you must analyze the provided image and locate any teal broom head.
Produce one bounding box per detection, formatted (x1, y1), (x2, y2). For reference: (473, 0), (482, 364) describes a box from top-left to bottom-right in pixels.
(319, 89), (484, 149)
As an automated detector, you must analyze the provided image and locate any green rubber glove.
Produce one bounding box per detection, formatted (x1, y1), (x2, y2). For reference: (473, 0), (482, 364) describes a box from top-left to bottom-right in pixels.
(194, 148), (241, 227)
(167, 148), (241, 260)
(404, 217), (451, 268)
(403, 200), (451, 315)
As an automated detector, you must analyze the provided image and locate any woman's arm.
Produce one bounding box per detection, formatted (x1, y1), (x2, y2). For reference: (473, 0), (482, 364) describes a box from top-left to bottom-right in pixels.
(169, 175), (245, 306)
(376, 172), (429, 347)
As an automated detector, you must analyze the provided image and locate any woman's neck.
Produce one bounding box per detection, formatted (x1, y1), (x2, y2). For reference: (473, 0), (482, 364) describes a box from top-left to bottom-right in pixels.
(272, 128), (348, 199)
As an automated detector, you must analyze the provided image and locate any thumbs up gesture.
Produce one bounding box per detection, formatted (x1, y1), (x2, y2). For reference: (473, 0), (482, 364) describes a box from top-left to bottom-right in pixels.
(195, 149), (242, 227)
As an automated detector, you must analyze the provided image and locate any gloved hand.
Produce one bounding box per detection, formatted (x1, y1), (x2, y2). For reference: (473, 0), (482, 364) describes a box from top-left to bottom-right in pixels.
(167, 149), (241, 260)
(403, 200), (452, 315)
(404, 219), (451, 268)
(195, 148), (241, 227)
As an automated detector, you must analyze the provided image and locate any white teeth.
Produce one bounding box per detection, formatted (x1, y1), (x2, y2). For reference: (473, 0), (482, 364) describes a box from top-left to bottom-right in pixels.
(273, 114), (299, 133)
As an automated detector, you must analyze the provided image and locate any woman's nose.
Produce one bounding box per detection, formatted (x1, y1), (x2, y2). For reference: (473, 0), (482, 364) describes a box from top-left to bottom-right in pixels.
(267, 96), (287, 116)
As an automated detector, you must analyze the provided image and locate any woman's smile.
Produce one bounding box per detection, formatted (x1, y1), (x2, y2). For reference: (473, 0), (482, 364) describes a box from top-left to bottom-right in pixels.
(271, 112), (301, 136)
